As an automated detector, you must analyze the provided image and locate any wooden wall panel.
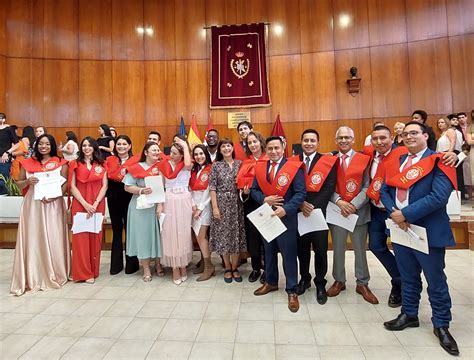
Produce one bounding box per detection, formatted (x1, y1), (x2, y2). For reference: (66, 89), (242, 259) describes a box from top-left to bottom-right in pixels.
(367, 0), (407, 46)
(371, 43), (411, 117)
(174, 0), (207, 60)
(205, 0), (238, 26)
(43, 0), (78, 59)
(79, 0), (112, 60)
(43, 60), (78, 127)
(269, 55), (303, 122)
(235, 0), (268, 24)
(405, 0), (448, 41)
(449, 34), (474, 112)
(0, 56), (5, 111)
(111, 0), (144, 60)
(301, 52), (337, 121)
(446, 0), (474, 36)
(79, 61), (112, 126)
(144, 61), (177, 127)
(268, 0), (301, 56)
(144, 0), (176, 60)
(6, 58), (44, 126)
(175, 60), (209, 124)
(408, 38), (452, 115)
(333, 0), (370, 50)
(112, 61), (145, 126)
(299, 0), (334, 53)
(0, 0), (6, 56)
(6, 0), (44, 58)
(335, 48), (373, 119)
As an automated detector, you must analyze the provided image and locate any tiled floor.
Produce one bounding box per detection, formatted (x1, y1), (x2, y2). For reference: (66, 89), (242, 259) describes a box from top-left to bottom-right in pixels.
(0, 249), (472, 359)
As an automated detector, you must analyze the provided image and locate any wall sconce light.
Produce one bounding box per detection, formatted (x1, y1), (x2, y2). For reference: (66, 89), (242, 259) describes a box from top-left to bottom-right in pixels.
(346, 66), (361, 96)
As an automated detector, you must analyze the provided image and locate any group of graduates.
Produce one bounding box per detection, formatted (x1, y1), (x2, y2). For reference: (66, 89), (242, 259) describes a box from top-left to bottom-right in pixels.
(6, 112), (466, 356)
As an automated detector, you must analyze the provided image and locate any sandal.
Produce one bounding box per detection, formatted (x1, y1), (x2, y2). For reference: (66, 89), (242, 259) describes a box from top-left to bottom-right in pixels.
(143, 268), (152, 283)
(232, 269), (242, 283)
(155, 265), (165, 277)
(224, 269), (233, 283)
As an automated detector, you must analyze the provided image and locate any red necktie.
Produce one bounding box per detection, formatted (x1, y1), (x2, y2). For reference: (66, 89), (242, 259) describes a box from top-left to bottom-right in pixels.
(341, 154), (348, 174)
(269, 161), (277, 182)
(397, 154), (416, 203)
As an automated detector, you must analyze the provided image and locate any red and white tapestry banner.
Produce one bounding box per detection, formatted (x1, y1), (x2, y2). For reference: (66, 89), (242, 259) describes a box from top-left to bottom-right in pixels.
(210, 23), (271, 109)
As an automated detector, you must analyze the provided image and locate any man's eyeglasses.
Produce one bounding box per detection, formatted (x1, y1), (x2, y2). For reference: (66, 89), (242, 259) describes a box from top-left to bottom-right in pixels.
(401, 131), (422, 138)
(336, 136), (353, 141)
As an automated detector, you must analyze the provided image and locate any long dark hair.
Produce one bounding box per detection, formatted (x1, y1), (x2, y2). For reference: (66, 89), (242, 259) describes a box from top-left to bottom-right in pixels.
(33, 134), (58, 161)
(78, 136), (104, 165)
(99, 123), (113, 137)
(192, 144), (212, 172)
(139, 141), (160, 163)
(21, 126), (36, 146)
(66, 130), (78, 143)
(114, 135), (133, 157)
(216, 138), (235, 161)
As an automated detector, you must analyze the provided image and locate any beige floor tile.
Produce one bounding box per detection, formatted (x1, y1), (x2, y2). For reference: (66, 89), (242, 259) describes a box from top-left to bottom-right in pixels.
(119, 318), (167, 340)
(274, 321), (316, 345)
(41, 298), (86, 316)
(449, 321), (474, 347)
(72, 299), (115, 317)
(158, 318), (201, 342)
(275, 344), (319, 359)
(312, 323), (358, 346)
(61, 337), (116, 360)
(0, 313), (35, 333)
(14, 314), (66, 335)
(106, 274), (140, 287)
(20, 335), (77, 359)
(171, 301), (208, 319)
(62, 284), (101, 299)
(120, 286), (155, 301)
(48, 315), (98, 337)
(393, 326), (439, 347)
(180, 287), (214, 302)
(361, 345), (410, 359)
(188, 342), (234, 359)
(307, 303), (347, 323)
(0, 334), (42, 359)
(103, 299), (145, 317)
(12, 297), (55, 314)
(238, 302), (274, 321)
(195, 319), (237, 343)
(149, 286), (186, 301)
(235, 320), (274, 344)
(404, 345), (456, 359)
(136, 300), (176, 318)
(234, 343), (276, 360)
(318, 345), (365, 359)
(241, 287), (274, 303)
(103, 339), (154, 360)
(146, 340), (193, 359)
(92, 286), (128, 300)
(211, 287), (242, 302)
(340, 303), (383, 323)
(204, 302), (240, 320)
(84, 316), (133, 338)
(0, 296), (22, 313)
(274, 302), (310, 321)
(350, 322), (400, 346)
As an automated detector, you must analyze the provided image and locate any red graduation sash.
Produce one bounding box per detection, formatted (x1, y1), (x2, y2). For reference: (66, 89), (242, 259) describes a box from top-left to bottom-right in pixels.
(254, 159), (303, 197)
(105, 156), (138, 182)
(234, 141), (247, 161)
(362, 144), (374, 157)
(126, 162), (161, 179)
(385, 153), (457, 190)
(367, 146), (408, 202)
(157, 160), (185, 179)
(189, 164), (212, 191)
(289, 154), (337, 192)
(69, 160), (106, 183)
(336, 152), (371, 202)
(21, 156), (67, 173)
(236, 154), (268, 189)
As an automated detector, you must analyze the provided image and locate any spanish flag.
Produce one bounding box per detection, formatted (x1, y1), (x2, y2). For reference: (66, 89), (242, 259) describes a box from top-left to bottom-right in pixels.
(188, 114), (202, 148)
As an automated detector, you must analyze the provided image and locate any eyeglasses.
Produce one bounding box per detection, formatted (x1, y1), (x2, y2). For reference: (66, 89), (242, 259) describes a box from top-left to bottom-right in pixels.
(401, 130), (422, 138)
(336, 136), (353, 141)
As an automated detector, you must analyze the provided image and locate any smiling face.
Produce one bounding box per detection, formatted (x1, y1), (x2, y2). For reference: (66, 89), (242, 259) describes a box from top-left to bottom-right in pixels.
(247, 134), (262, 156)
(402, 124), (428, 154)
(301, 132), (319, 156)
(335, 128), (354, 154)
(193, 147), (207, 166)
(35, 126), (45, 138)
(37, 136), (52, 157)
(266, 139), (284, 162)
(219, 142), (234, 159)
(238, 124), (251, 140)
(82, 140), (94, 158)
(115, 138), (131, 157)
(145, 144), (161, 163)
(394, 123), (405, 135)
(147, 133), (160, 145)
(206, 130), (219, 146)
(371, 129), (393, 155)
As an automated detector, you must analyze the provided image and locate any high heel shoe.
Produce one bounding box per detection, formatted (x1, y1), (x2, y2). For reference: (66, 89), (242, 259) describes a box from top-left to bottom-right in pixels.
(181, 274), (188, 282)
(143, 268), (152, 283)
(173, 278), (182, 285)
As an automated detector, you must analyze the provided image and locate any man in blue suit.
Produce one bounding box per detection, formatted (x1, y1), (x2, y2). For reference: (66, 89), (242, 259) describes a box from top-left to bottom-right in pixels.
(251, 136), (306, 312)
(380, 121), (459, 356)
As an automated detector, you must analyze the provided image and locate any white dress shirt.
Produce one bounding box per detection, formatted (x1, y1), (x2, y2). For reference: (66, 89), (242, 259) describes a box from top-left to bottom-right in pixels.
(395, 148), (427, 209)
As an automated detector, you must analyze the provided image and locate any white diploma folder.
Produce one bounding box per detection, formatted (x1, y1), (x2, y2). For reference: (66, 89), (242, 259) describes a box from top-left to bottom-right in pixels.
(298, 209), (329, 236)
(33, 168), (65, 200)
(71, 212), (105, 234)
(325, 201), (359, 233)
(385, 219), (429, 255)
(145, 175), (165, 203)
(247, 203), (287, 243)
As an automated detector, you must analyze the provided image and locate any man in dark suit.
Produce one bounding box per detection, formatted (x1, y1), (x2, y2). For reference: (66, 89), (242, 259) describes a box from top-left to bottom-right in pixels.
(292, 129), (337, 304)
(380, 121), (459, 356)
(251, 136), (306, 312)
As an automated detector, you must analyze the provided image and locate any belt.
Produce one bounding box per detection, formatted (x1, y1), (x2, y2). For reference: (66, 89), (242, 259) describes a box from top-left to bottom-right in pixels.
(166, 186), (189, 194)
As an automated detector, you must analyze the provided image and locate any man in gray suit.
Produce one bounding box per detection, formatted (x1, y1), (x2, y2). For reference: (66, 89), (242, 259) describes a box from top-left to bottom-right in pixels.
(327, 126), (378, 304)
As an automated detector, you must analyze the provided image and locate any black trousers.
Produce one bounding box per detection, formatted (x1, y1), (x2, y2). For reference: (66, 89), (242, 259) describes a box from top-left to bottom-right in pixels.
(243, 196), (265, 271)
(107, 180), (138, 273)
(297, 229), (329, 287)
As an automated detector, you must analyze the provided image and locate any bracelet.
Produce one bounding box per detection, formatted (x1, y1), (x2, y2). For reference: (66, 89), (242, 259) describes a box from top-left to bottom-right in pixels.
(138, 188), (143, 195)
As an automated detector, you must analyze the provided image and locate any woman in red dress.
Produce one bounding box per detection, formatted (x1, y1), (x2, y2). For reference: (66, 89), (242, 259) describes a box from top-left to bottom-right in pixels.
(69, 136), (108, 283)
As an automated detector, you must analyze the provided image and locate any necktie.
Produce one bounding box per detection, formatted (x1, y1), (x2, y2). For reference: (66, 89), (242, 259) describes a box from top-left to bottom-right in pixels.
(269, 161), (277, 183)
(305, 156), (311, 174)
(397, 154), (416, 203)
(341, 154), (348, 174)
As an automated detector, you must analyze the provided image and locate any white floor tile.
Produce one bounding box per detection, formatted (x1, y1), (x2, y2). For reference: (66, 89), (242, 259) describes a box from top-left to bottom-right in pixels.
(235, 320), (274, 344)
(195, 319), (237, 343)
(146, 340), (193, 359)
(234, 343), (276, 359)
(19, 335), (77, 359)
(188, 341), (234, 360)
(158, 318), (201, 342)
(103, 339), (154, 360)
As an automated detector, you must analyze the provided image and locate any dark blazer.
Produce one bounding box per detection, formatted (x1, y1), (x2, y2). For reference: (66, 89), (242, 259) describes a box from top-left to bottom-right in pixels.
(380, 148), (455, 248)
(298, 153), (337, 214)
(251, 158), (306, 230)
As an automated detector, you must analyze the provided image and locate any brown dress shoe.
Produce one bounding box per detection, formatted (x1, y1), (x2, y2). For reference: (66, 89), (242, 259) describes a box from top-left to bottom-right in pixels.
(356, 284), (379, 304)
(288, 293), (299, 313)
(326, 281), (346, 297)
(254, 283), (279, 296)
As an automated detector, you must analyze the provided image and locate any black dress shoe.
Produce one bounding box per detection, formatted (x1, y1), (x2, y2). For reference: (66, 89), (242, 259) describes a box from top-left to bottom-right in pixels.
(110, 267), (123, 276)
(384, 313), (419, 331)
(248, 270), (261, 283)
(316, 287), (327, 305)
(296, 279), (311, 296)
(434, 327), (459, 356)
(388, 288), (402, 308)
(259, 272), (266, 284)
